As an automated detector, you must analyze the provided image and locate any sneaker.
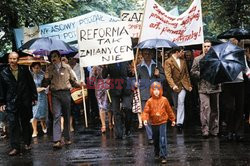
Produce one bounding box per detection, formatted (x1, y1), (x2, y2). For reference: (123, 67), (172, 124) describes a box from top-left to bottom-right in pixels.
(148, 139), (154, 145)
(53, 141), (62, 149)
(32, 132), (38, 138)
(42, 128), (47, 134)
(65, 140), (72, 145)
(24, 144), (31, 151)
(161, 157), (167, 164)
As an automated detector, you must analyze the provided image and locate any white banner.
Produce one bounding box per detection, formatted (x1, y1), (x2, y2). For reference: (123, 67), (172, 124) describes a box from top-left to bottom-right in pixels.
(120, 7), (179, 38)
(14, 11), (120, 48)
(140, 0), (204, 46)
(77, 21), (134, 67)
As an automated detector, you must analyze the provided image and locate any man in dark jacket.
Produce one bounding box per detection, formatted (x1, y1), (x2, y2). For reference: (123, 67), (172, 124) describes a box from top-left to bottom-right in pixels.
(102, 61), (133, 139)
(0, 52), (37, 156)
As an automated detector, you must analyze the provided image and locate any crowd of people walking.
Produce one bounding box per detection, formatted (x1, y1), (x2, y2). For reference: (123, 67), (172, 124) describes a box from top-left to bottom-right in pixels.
(0, 38), (250, 164)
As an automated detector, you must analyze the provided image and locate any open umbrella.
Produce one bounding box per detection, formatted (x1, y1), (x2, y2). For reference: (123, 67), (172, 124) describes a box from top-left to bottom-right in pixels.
(135, 39), (177, 49)
(135, 39), (177, 66)
(18, 37), (77, 56)
(217, 28), (250, 39)
(200, 41), (246, 84)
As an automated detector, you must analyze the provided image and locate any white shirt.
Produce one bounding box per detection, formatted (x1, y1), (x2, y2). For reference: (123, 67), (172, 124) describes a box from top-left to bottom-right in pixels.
(172, 55), (181, 68)
(140, 59), (156, 77)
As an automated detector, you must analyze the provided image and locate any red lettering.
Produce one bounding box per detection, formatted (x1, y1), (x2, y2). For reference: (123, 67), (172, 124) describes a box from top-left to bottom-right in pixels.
(115, 79), (124, 89)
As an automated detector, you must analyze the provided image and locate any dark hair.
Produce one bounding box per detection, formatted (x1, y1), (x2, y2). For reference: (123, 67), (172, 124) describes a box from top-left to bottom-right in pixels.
(30, 62), (41, 69)
(49, 50), (61, 57)
(170, 46), (182, 54)
(204, 39), (212, 44)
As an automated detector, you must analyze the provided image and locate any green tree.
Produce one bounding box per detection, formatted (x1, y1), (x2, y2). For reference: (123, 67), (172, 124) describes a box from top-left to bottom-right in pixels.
(0, 0), (75, 53)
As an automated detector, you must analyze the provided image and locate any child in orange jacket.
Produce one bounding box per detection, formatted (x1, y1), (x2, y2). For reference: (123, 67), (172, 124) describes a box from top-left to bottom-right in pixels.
(142, 81), (175, 164)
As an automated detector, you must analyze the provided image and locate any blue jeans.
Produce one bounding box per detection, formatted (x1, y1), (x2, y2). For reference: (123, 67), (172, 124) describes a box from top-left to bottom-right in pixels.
(152, 123), (167, 158)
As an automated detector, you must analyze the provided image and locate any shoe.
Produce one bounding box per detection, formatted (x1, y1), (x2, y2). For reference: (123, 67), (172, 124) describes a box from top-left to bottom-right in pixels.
(138, 123), (143, 129)
(53, 141), (62, 149)
(161, 157), (167, 164)
(8, 149), (19, 156)
(125, 130), (131, 137)
(109, 123), (113, 130)
(32, 132), (38, 138)
(148, 139), (154, 145)
(24, 145), (31, 151)
(226, 132), (233, 141)
(154, 154), (160, 160)
(233, 133), (244, 142)
(65, 140), (72, 145)
(177, 124), (183, 132)
(202, 134), (209, 139)
(42, 128), (47, 134)
(101, 126), (106, 133)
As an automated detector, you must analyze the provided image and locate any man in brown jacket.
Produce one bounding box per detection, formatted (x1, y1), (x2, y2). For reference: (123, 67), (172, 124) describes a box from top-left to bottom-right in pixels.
(165, 47), (192, 131)
(191, 40), (221, 138)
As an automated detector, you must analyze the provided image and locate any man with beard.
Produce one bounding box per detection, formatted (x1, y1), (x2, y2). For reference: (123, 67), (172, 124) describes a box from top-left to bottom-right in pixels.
(0, 52), (37, 156)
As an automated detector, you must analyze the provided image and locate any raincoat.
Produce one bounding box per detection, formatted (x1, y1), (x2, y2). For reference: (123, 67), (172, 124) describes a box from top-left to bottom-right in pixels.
(142, 82), (175, 125)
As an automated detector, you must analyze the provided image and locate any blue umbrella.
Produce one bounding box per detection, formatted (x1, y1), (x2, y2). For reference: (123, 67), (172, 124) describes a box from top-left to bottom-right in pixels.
(217, 28), (250, 39)
(135, 39), (177, 49)
(200, 41), (246, 84)
(135, 39), (177, 66)
(18, 37), (77, 56)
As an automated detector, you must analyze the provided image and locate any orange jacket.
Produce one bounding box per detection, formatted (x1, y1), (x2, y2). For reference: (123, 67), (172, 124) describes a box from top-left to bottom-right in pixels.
(142, 82), (175, 125)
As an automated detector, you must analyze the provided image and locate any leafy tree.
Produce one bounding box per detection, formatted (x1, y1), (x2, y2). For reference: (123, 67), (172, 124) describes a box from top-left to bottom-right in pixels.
(0, 0), (75, 53)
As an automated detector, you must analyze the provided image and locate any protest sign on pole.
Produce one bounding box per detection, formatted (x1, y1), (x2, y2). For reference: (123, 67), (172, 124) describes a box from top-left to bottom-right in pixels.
(120, 7), (179, 39)
(120, 11), (144, 38)
(14, 11), (120, 48)
(140, 0), (204, 46)
(77, 21), (134, 67)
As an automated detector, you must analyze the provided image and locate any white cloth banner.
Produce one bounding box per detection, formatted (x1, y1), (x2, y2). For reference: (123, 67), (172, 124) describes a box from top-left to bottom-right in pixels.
(14, 11), (120, 48)
(140, 0), (204, 46)
(77, 21), (134, 67)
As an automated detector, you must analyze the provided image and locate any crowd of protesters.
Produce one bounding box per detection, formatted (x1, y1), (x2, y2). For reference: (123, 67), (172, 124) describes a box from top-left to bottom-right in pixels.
(0, 38), (250, 164)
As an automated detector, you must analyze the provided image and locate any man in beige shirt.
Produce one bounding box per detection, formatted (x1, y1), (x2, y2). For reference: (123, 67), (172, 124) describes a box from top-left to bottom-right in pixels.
(43, 50), (80, 148)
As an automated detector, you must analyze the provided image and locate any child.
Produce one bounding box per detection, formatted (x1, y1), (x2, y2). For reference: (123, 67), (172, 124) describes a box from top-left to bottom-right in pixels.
(142, 81), (175, 164)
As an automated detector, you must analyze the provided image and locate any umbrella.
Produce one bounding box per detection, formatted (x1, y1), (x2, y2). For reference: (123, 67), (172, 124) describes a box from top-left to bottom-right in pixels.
(18, 37), (77, 56)
(135, 39), (177, 66)
(217, 28), (250, 39)
(135, 39), (177, 49)
(200, 41), (246, 84)
(18, 56), (50, 65)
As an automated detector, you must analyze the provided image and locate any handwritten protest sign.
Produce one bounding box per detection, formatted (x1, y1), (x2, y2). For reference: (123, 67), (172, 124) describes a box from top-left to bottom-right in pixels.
(77, 21), (134, 67)
(121, 11), (143, 38)
(140, 0), (204, 46)
(120, 8), (179, 39)
(14, 11), (120, 48)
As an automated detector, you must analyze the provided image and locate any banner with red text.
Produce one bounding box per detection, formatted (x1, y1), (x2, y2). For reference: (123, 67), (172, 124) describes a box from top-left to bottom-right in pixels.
(140, 0), (204, 46)
(77, 21), (134, 67)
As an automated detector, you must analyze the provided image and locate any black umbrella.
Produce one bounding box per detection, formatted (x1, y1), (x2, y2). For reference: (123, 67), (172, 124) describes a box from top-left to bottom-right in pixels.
(217, 28), (250, 39)
(200, 41), (246, 84)
(18, 37), (77, 56)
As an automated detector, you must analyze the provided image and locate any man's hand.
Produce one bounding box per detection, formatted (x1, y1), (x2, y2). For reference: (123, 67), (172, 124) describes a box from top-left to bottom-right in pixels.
(154, 68), (160, 77)
(80, 81), (86, 87)
(0, 105), (6, 112)
(188, 87), (192, 91)
(134, 82), (139, 89)
(173, 85), (178, 91)
(171, 121), (176, 127)
(143, 120), (148, 126)
(32, 100), (37, 106)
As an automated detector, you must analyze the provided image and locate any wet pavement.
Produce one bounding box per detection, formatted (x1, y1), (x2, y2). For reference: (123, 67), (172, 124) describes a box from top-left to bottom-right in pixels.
(0, 123), (250, 166)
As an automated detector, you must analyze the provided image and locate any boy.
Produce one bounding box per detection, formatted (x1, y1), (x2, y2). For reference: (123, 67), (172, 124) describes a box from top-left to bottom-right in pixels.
(142, 81), (175, 164)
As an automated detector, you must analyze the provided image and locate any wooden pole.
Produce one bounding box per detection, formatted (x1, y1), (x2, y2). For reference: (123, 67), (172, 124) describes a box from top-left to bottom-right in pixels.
(80, 67), (88, 128)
